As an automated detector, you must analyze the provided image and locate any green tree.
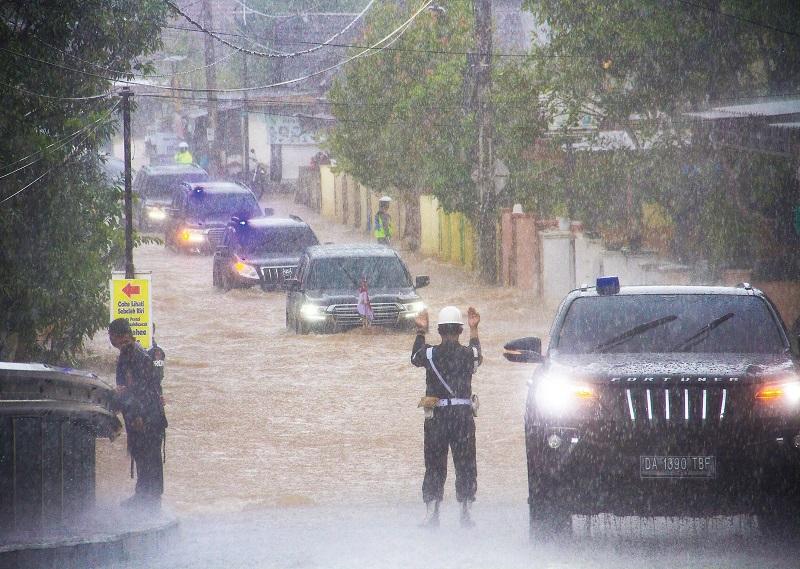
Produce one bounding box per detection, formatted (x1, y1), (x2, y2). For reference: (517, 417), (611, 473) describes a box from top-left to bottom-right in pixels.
(526, 0), (800, 269)
(0, 0), (168, 363)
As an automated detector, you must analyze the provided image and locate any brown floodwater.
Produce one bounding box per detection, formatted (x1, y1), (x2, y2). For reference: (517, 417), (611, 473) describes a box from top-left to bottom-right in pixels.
(88, 195), (551, 515)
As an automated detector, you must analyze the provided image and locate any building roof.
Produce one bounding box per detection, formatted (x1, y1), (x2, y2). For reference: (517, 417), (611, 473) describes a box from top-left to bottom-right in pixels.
(686, 98), (800, 120)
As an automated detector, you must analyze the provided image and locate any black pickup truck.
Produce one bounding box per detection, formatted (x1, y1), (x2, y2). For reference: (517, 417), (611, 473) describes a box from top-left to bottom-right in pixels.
(504, 278), (800, 537)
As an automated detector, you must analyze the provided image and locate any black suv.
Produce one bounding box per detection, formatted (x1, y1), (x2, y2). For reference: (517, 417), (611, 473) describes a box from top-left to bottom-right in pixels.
(164, 181), (262, 254)
(286, 244), (429, 334)
(133, 164), (209, 230)
(504, 278), (800, 537)
(212, 216), (319, 291)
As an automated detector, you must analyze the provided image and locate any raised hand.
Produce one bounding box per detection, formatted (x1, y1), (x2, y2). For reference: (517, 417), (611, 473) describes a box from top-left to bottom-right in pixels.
(467, 306), (480, 329)
(415, 309), (429, 332)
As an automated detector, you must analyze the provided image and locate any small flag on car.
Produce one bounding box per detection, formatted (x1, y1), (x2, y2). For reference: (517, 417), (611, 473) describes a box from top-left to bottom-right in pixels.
(357, 276), (373, 324)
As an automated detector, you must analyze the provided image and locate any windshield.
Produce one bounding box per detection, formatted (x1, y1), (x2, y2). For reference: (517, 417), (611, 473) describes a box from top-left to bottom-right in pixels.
(239, 227), (318, 256)
(306, 256), (411, 290)
(556, 294), (785, 354)
(146, 173), (207, 198)
(187, 192), (259, 219)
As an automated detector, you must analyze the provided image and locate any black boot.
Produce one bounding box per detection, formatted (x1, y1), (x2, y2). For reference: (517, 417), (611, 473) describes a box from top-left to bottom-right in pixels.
(420, 500), (440, 528)
(460, 501), (475, 528)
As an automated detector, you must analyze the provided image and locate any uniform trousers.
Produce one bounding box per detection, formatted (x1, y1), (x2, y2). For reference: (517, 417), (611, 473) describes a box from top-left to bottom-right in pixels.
(422, 405), (477, 503)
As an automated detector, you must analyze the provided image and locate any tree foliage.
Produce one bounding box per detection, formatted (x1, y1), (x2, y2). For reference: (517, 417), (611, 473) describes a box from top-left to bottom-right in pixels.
(0, 0), (168, 363)
(526, 0), (800, 269)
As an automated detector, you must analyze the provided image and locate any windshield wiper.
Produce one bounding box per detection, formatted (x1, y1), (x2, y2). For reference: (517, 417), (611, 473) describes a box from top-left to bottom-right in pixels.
(668, 312), (735, 352)
(593, 315), (678, 353)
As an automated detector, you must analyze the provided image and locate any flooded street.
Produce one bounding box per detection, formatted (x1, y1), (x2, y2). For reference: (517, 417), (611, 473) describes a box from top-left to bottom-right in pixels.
(85, 195), (800, 569)
(89, 194), (545, 514)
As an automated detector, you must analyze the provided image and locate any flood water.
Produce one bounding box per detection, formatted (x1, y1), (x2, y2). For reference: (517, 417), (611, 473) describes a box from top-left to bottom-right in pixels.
(87, 196), (800, 568)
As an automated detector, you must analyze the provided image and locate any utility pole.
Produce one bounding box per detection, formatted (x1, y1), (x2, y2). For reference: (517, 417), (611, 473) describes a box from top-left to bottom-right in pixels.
(202, 0), (219, 175)
(121, 87), (135, 279)
(473, 0), (496, 282)
(242, 53), (250, 179)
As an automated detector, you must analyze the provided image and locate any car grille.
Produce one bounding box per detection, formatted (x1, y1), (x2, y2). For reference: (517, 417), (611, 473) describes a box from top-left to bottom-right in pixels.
(330, 303), (400, 326)
(261, 265), (296, 286)
(617, 386), (729, 426)
(207, 228), (225, 248)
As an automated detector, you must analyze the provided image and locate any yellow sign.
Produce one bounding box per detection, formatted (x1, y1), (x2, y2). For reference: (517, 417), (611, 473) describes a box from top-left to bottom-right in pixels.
(110, 273), (152, 349)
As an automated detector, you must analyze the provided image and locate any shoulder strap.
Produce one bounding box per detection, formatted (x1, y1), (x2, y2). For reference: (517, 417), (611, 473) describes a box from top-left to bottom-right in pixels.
(426, 347), (455, 396)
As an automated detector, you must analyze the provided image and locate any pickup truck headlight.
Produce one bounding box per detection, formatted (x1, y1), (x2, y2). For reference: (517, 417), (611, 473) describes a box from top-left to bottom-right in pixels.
(535, 373), (597, 415)
(402, 301), (425, 317)
(301, 303), (327, 321)
(233, 261), (259, 280)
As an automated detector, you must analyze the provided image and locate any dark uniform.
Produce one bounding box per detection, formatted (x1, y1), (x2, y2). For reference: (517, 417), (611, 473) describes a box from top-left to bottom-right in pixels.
(115, 342), (167, 502)
(411, 334), (482, 504)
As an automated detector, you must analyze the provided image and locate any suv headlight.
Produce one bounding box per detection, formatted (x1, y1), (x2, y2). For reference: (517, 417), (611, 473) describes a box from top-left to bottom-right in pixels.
(233, 261), (259, 279)
(535, 373), (596, 415)
(756, 380), (800, 406)
(301, 303), (327, 321)
(181, 228), (207, 243)
(402, 301), (425, 317)
(145, 205), (166, 220)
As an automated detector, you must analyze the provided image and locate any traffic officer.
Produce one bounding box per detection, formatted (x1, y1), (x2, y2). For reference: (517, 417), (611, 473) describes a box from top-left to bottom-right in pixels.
(174, 141), (193, 164)
(374, 196), (393, 245)
(108, 318), (167, 510)
(411, 305), (482, 527)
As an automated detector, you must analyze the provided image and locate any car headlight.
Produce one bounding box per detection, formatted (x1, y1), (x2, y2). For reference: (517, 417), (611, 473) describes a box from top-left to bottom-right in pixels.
(146, 206), (166, 220)
(300, 303), (327, 321)
(181, 228), (206, 243)
(233, 261), (259, 279)
(534, 372), (596, 415)
(403, 301), (425, 317)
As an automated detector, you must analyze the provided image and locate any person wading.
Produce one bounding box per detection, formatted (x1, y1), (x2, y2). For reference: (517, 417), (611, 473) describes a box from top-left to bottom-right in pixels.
(108, 318), (167, 510)
(373, 196), (393, 245)
(411, 305), (482, 527)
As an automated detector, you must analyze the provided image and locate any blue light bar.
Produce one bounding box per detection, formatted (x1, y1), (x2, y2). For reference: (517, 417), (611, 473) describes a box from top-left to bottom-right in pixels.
(596, 276), (620, 295)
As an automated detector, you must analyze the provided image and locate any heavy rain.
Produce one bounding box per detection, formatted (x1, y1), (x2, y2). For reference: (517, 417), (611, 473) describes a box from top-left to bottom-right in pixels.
(2, 1), (800, 569)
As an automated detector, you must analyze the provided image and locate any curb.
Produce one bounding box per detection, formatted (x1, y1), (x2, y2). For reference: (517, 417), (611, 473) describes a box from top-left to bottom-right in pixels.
(0, 517), (178, 569)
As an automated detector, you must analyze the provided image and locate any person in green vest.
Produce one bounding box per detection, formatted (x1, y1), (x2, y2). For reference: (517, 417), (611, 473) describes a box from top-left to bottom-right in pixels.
(174, 142), (193, 165)
(374, 196), (393, 245)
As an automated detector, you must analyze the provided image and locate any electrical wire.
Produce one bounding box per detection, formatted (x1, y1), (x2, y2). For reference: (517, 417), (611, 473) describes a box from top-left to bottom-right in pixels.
(0, 80), (113, 101)
(164, 0), (376, 58)
(2, 0), (433, 95)
(0, 102), (120, 205)
(669, 0), (800, 39)
(33, 36), (240, 80)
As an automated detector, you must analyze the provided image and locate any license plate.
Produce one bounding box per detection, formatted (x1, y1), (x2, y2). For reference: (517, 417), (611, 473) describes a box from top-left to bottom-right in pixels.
(640, 455), (716, 479)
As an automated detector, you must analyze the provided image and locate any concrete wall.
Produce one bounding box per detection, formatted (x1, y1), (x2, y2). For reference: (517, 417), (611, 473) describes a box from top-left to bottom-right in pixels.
(282, 144), (321, 180)
(247, 113), (270, 170)
(320, 165), (336, 219)
(540, 231), (576, 307)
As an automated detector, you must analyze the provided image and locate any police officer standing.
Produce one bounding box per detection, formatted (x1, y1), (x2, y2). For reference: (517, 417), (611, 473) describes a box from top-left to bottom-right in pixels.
(108, 318), (167, 510)
(411, 306), (482, 527)
(374, 196), (393, 245)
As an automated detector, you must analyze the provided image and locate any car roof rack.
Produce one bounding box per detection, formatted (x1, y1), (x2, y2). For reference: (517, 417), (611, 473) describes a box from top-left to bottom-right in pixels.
(289, 214), (303, 222)
(736, 282), (753, 290)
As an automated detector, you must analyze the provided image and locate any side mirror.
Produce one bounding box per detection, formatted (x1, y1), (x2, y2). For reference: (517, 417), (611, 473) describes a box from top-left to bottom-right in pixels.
(285, 278), (300, 291)
(264, 207), (274, 216)
(415, 275), (430, 289)
(503, 337), (544, 363)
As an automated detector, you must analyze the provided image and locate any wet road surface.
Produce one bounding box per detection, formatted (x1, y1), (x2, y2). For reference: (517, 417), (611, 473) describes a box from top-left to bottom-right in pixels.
(86, 195), (800, 568)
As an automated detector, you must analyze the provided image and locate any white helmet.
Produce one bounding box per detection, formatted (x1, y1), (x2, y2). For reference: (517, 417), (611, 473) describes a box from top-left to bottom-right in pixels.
(378, 196), (392, 203)
(437, 306), (463, 326)
(178, 142), (189, 150)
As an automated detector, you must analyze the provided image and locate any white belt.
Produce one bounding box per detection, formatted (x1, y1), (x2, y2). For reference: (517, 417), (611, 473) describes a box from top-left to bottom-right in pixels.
(435, 398), (471, 407)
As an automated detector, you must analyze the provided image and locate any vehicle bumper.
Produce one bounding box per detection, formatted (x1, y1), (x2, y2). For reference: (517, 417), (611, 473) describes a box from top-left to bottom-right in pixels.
(526, 420), (800, 516)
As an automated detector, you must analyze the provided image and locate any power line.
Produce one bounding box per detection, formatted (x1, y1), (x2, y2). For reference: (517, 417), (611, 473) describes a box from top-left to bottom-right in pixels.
(0, 79), (113, 101)
(33, 36), (240, 80)
(0, 102), (120, 206)
(670, 0), (800, 39)
(3, 2), (432, 95)
(164, 0), (375, 58)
